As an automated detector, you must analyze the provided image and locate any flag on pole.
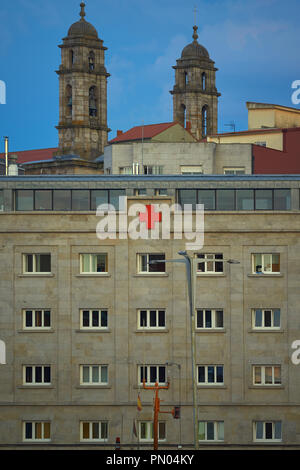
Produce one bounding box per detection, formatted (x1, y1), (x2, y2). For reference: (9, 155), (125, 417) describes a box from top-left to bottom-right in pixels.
(133, 420), (137, 438)
(137, 393), (142, 411)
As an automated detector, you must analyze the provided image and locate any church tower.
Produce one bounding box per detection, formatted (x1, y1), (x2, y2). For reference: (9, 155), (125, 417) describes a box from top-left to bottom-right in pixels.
(170, 25), (220, 140)
(55, 2), (110, 160)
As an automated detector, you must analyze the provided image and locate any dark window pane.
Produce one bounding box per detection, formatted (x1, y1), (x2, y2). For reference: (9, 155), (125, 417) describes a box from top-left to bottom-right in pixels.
(37, 254), (51, 272)
(101, 310), (108, 327)
(178, 190), (197, 209)
(150, 310), (156, 327)
(216, 366), (223, 383)
(158, 310), (165, 327)
(44, 311), (51, 327)
(16, 190), (34, 211)
(92, 310), (99, 327)
(35, 311), (42, 327)
(140, 310), (147, 327)
(26, 367), (32, 383)
(82, 311), (90, 327)
(198, 190), (215, 210)
(25, 310), (33, 327)
(207, 422), (214, 440)
(274, 421), (281, 439)
(236, 189), (254, 210)
(96, 254), (107, 272)
(35, 367), (42, 383)
(150, 367), (157, 383)
(26, 254), (33, 272)
(274, 309), (280, 327)
(91, 190), (108, 211)
(110, 189), (126, 211)
(264, 310), (272, 327)
(44, 367), (51, 383)
(216, 310), (223, 328)
(205, 310), (212, 328)
(256, 422), (263, 439)
(265, 422), (273, 439)
(207, 366), (215, 383)
(197, 310), (203, 328)
(53, 190), (71, 211)
(198, 366), (205, 383)
(255, 189), (273, 210)
(216, 190), (235, 210)
(149, 254), (165, 272)
(25, 422), (32, 439)
(72, 190), (90, 210)
(255, 309), (262, 327)
(274, 189), (290, 210)
(34, 190), (52, 210)
(158, 367), (165, 383)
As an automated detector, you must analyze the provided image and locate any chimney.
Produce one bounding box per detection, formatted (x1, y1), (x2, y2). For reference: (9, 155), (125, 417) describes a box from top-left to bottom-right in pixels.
(8, 154), (18, 176)
(117, 130), (123, 137)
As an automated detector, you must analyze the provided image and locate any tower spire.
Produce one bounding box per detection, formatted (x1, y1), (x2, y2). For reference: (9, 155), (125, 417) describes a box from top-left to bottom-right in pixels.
(192, 25), (198, 43)
(80, 2), (86, 21)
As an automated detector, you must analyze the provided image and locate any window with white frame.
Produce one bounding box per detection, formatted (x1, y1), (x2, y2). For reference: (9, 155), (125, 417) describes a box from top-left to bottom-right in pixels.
(23, 254), (51, 274)
(180, 165), (203, 175)
(252, 253), (280, 274)
(196, 309), (223, 329)
(23, 366), (51, 385)
(80, 421), (108, 442)
(198, 421), (224, 442)
(139, 421), (166, 442)
(138, 309), (166, 329)
(23, 309), (51, 329)
(137, 254), (166, 273)
(253, 421), (282, 442)
(80, 365), (108, 385)
(197, 254), (223, 273)
(253, 365), (281, 386)
(138, 365), (166, 386)
(254, 141), (267, 147)
(143, 165), (163, 175)
(119, 166), (133, 175)
(252, 309), (280, 329)
(23, 422), (51, 442)
(197, 365), (224, 385)
(80, 310), (108, 329)
(80, 254), (107, 274)
(223, 167), (245, 175)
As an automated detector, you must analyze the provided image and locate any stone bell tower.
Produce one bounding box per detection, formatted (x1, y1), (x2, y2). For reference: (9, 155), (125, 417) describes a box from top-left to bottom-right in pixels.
(55, 2), (110, 160)
(170, 25), (220, 140)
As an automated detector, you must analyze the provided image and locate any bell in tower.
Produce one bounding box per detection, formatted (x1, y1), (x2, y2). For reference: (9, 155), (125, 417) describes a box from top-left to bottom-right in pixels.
(170, 25), (221, 140)
(55, 2), (110, 160)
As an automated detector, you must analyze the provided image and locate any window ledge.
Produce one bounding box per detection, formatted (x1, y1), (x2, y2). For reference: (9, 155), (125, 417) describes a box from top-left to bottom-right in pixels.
(135, 329), (169, 333)
(196, 273), (225, 277)
(248, 329), (284, 334)
(76, 274), (111, 278)
(134, 273), (169, 278)
(75, 329), (111, 333)
(197, 385), (227, 389)
(196, 329), (226, 333)
(18, 329), (55, 333)
(18, 274), (54, 278)
(248, 385), (284, 390)
(76, 385), (111, 389)
(248, 274), (283, 278)
(17, 386), (54, 389)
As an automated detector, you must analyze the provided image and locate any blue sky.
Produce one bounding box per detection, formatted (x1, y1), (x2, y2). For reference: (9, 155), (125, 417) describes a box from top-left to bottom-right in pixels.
(0, 0), (300, 152)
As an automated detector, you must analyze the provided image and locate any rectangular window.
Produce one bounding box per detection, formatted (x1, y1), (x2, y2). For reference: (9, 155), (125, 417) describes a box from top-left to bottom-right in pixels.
(216, 189), (235, 210)
(180, 166), (203, 175)
(197, 365), (224, 385)
(16, 190), (34, 211)
(143, 165), (163, 175)
(197, 254), (223, 274)
(137, 254), (166, 273)
(53, 190), (71, 211)
(72, 190), (90, 211)
(34, 190), (52, 211)
(109, 189), (126, 211)
(252, 254), (280, 274)
(198, 421), (224, 441)
(178, 189), (197, 209)
(139, 421), (166, 441)
(138, 309), (166, 329)
(155, 189), (168, 196)
(80, 365), (108, 385)
(138, 365), (166, 386)
(23, 366), (51, 385)
(198, 190), (215, 210)
(23, 309), (51, 329)
(23, 422), (51, 441)
(0, 190), (4, 211)
(223, 168), (245, 175)
(91, 190), (109, 211)
(236, 189), (254, 210)
(253, 365), (281, 385)
(80, 309), (108, 329)
(274, 189), (291, 210)
(252, 309), (280, 329)
(255, 189), (273, 210)
(119, 166), (133, 175)
(254, 421), (282, 441)
(80, 254), (108, 274)
(80, 421), (108, 441)
(196, 309), (223, 329)
(23, 254), (51, 274)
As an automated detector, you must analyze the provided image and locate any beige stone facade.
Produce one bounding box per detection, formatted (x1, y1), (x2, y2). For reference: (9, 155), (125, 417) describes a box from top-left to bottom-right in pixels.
(0, 176), (300, 449)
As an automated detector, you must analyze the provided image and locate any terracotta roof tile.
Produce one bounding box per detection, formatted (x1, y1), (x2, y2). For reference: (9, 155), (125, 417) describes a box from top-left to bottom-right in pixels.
(0, 148), (57, 164)
(109, 122), (177, 143)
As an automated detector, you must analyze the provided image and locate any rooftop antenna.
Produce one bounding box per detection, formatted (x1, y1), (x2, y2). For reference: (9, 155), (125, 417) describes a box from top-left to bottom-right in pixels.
(141, 119), (144, 174)
(193, 5), (197, 25)
(224, 121), (236, 133)
(4, 137), (8, 176)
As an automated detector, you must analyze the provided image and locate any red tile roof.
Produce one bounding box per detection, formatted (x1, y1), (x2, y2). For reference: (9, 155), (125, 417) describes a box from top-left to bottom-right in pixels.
(108, 122), (177, 144)
(0, 147), (57, 164)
